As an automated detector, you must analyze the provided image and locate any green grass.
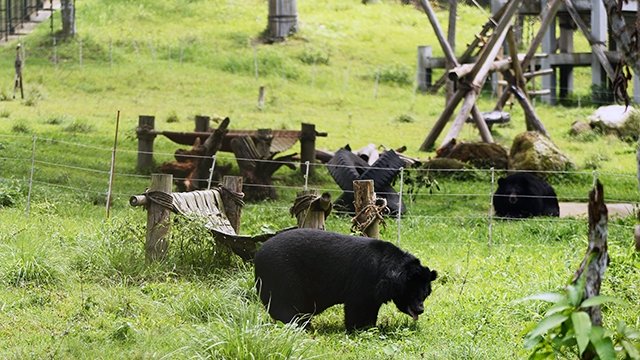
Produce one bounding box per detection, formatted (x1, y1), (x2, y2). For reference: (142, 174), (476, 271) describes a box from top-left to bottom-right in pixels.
(0, 0), (639, 358)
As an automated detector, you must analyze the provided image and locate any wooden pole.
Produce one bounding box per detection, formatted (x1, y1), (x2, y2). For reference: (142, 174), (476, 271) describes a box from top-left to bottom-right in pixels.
(194, 115), (210, 132)
(145, 174), (173, 262)
(445, 0), (457, 103)
(572, 180), (608, 349)
(220, 176), (243, 234)
(300, 123), (316, 176)
(494, 0), (562, 110)
(106, 110), (120, 219)
(353, 180), (379, 238)
(136, 115), (156, 172)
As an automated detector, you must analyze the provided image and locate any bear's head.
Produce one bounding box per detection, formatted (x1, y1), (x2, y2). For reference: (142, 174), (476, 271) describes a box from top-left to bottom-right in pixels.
(390, 258), (438, 321)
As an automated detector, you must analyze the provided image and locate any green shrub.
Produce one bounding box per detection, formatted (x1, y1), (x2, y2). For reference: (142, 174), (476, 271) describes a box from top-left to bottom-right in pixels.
(64, 120), (95, 133)
(373, 64), (413, 87)
(0, 180), (24, 208)
(11, 123), (31, 134)
(298, 47), (330, 65)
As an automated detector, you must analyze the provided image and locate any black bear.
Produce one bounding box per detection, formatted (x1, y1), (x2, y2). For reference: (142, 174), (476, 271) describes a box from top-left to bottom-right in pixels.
(493, 172), (560, 218)
(254, 228), (437, 331)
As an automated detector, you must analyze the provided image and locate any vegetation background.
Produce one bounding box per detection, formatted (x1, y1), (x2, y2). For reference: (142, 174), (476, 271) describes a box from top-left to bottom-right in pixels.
(0, 0), (638, 358)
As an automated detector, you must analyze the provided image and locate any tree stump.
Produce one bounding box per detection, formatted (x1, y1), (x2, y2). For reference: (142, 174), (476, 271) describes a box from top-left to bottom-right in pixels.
(352, 180), (382, 238)
(290, 190), (332, 229)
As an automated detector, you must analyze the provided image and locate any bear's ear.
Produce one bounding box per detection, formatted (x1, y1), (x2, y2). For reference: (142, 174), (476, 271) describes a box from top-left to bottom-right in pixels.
(430, 270), (438, 281)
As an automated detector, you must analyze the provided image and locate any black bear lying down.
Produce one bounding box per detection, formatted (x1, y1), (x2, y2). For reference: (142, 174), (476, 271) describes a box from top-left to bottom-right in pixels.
(493, 172), (560, 218)
(254, 228), (437, 331)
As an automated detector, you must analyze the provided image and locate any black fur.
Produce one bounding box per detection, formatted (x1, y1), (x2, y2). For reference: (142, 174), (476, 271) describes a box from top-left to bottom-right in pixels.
(254, 228), (437, 331)
(493, 172), (560, 218)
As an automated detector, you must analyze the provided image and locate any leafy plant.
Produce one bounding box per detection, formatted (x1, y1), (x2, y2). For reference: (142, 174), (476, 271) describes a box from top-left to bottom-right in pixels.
(522, 274), (640, 359)
(0, 179), (24, 207)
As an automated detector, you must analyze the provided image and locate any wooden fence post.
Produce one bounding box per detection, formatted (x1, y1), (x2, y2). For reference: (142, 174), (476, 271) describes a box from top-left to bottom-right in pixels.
(353, 180), (379, 238)
(136, 115), (156, 172)
(145, 173), (173, 262)
(291, 190), (331, 229)
(195, 115), (210, 132)
(300, 123), (316, 176)
(221, 175), (243, 234)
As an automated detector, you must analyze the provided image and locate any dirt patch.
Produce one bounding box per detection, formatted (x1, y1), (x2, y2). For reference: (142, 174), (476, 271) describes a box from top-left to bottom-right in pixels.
(559, 202), (636, 218)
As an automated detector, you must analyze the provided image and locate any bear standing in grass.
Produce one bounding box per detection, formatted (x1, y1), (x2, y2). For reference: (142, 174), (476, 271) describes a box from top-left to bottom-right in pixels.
(493, 172), (560, 218)
(254, 228), (437, 331)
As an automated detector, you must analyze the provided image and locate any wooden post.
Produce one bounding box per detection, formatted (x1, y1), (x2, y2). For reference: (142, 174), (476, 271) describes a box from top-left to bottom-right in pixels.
(634, 225), (640, 252)
(445, 0), (457, 103)
(353, 180), (379, 238)
(220, 175), (243, 234)
(257, 86), (266, 109)
(268, 0), (298, 41)
(145, 174), (173, 262)
(540, 0), (557, 105)
(572, 181), (608, 329)
(291, 190), (331, 229)
(590, 0), (609, 99)
(136, 115), (156, 172)
(416, 45), (433, 92)
(194, 115), (210, 132)
(558, 14), (574, 101)
(255, 129), (273, 159)
(300, 123), (316, 176)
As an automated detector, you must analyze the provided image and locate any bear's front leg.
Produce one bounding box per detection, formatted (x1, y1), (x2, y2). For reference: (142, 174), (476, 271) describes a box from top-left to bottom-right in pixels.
(344, 301), (381, 331)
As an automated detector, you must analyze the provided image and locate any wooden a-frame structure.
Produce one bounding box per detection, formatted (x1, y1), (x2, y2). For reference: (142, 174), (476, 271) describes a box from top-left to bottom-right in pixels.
(417, 0), (624, 152)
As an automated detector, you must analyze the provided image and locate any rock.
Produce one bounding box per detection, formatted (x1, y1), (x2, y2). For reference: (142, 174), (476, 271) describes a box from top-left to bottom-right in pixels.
(509, 132), (574, 172)
(436, 139), (509, 169)
(588, 105), (640, 141)
(569, 120), (592, 136)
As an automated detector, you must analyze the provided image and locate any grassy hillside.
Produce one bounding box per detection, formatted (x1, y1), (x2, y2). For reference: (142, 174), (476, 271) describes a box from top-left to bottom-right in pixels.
(0, 0), (638, 359)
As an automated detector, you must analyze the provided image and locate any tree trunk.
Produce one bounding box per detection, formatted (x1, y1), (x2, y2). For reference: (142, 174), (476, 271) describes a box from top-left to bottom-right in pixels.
(61, 0), (76, 38)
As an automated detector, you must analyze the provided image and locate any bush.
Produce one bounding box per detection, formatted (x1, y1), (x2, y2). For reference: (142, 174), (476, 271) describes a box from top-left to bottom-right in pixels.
(374, 64), (413, 87)
(0, 179), (24, 207)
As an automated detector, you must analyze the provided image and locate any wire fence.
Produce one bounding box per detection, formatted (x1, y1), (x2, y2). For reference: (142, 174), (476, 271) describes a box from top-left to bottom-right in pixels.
(1, 133), (639, 249)
(7, 28), (638, 108)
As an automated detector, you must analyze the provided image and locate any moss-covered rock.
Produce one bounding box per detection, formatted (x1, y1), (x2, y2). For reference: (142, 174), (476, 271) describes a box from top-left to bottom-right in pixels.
(509, 132), (575, 172)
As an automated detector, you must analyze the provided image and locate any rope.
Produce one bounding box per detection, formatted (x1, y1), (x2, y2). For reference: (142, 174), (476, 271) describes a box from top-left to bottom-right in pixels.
(218, 186), (245, 208)
(289, 192), (317, 217)
(144, 190), (175, 211)
(351, 198), (388, 234)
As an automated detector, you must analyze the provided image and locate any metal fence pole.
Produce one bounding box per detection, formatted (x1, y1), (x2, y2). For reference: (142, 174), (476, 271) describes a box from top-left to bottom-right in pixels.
(303, 160), (310, 191)
(488, 167), (495, 246)
(397, 167), (404, 245)
(26, 135), (36, 217)
(206, 155), (216, 190)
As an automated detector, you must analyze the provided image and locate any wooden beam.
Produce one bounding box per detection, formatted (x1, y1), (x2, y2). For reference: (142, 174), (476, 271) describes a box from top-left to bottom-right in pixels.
(563, 0), (616, 81)
(439, 0), (522, 148)
(495, 0), (562, 110)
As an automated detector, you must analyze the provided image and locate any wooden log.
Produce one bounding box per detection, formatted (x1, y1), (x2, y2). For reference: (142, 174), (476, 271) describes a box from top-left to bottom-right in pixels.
(445, 0), (457, 103)
(300, 123), (316, 176)
(495, 0), (562, 110)
(429, 1), (509, 93)
(523, 68), (554, 79)
(255, 129), (273, 159)
(353, 180), (379, 238)
(572, 180), (608, 331)
(136, 115), (156, 172)
(220, 176), (243, 234)
(145, 174), (173, 262)
(194, 115), (210, 132)
(448, 58), (514, 82)
(563, 0), (615, 82)
(506, 79), (549, 136)
(439, 0), (520, 148)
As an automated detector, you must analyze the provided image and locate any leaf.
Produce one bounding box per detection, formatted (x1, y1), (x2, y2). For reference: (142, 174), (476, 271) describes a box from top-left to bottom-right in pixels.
(571, 311), (592, 356)
(567, 284), (582, 307)
(519, 292), (565, 304)
(526, 313), (569, 341)
(580, 295), (623, 308)
(544, 302), (572, 316)
(590, 327), (616, 360)
(621, 339), (640, 360)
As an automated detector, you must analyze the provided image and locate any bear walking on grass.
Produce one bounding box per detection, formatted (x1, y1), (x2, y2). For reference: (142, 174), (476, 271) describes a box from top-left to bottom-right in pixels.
(493, 172), (560, 218)
(254, 228), (438, 331)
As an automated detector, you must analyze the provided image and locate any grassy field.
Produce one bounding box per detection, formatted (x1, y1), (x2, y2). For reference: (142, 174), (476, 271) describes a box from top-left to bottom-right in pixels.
(0, 0), (639, 359)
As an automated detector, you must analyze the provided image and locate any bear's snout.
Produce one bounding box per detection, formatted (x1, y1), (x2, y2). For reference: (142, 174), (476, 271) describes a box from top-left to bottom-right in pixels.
(508, 193), (518, 204)
(407, 304), (424, 321)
